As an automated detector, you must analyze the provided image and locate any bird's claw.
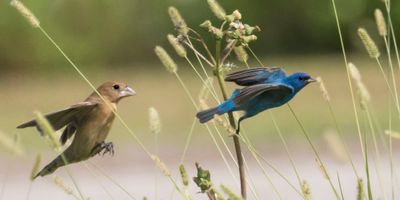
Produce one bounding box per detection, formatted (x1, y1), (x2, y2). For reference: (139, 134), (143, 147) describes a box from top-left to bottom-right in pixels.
(101, 142), (114, 156)
(90, 142), (114, 157)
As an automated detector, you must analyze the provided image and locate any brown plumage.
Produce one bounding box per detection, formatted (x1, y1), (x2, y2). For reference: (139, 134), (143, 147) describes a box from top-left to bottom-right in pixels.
(17, 81), (136, 178)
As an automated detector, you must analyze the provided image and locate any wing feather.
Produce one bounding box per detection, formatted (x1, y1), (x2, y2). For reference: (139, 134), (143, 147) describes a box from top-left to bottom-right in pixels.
(225, 67), (286, 86)
(17, 101), (97, 133)
(233, 83), (293, 105)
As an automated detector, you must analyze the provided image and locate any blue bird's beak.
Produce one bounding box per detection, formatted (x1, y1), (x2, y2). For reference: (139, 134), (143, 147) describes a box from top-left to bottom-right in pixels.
(307, 77), (317, 83)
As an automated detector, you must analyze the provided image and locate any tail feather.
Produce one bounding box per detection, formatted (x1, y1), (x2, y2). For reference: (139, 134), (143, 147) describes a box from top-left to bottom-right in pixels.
(33, 156), (64, 179)
(196, 107), (220, 123)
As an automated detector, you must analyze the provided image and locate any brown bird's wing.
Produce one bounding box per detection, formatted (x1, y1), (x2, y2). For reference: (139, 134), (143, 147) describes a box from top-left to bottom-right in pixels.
(233, 83), (293, 105)
(17, 102), (98, 135)
(60, 123), (77, 145)
(225, 67), (286, 86)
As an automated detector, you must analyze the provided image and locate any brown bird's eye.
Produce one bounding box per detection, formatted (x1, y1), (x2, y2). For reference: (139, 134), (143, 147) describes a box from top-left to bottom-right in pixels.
(113, 84), (120, 90)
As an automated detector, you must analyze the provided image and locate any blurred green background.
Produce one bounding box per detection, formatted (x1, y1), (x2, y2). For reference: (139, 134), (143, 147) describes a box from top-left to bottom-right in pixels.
(0, 0), (399, 71)
(0, 0), (399, 148)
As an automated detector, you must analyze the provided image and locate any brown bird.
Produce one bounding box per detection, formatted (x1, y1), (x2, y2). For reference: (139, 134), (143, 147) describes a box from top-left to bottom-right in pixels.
(17, 81), (136, 178)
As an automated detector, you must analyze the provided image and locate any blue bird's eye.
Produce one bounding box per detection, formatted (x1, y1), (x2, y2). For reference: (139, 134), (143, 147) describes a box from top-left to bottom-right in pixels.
(113, 84), (120, 90)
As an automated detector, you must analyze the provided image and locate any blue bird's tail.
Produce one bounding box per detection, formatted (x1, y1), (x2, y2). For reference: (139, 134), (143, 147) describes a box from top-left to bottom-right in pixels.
(196, 107), (220, 123)
(197, 89), (240, 123)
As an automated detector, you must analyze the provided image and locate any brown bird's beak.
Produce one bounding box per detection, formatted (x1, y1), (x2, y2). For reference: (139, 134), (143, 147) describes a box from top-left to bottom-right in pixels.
(120, 86), (136, 97)
(307, 77), (317, 83)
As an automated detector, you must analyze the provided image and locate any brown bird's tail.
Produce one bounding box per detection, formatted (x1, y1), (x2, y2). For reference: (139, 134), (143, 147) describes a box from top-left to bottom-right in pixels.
(33, 156), (65, 179)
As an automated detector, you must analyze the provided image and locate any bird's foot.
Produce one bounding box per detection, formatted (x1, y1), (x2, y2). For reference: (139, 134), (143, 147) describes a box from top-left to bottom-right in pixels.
(90, 142), (114, 157)
(100, 142), (114, 156)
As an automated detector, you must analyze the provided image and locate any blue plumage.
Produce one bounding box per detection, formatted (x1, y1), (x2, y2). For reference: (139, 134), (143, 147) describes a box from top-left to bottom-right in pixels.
(196, 67), (315, 133)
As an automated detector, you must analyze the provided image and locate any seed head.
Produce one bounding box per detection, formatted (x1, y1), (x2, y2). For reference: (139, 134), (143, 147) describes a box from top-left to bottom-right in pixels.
(301, 181), (312, 200)
(316, 77), (330, 102)
(348, 62), (361, 82)
(357, 28), (380, 58)
(201, 24), (224, 39)
(241, 35), (257, 44)
(384, 130), (400, 139)
(167, 34), (187, 58)
(207, 0), (226, 21)
(179, 164), (189, 186)
(168, 7), (189, 35)
(198, 77), (214, 101)
(10, 0), (40, 28)
(348, 63), (370, 109)
(221, 185), (241, 200)
(357, 178), (364, 200)
(244, 24), (261, 35)
(151, 154), (171, 176)
(374, 9), (387, 37)
(0, 131), (24, 156)
(148, 107), (161, 135)
(225, 10), (242, 22)
(34, 111), (61, 150)
(52, 176), (74, 195)
(154, 46), (178, 74)
(357, 82), (371, 103)
(233, 46), (249, 63)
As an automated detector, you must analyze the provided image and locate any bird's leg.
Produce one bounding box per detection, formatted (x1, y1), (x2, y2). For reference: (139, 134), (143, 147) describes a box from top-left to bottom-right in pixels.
(236, 117), (244, 135)
(90, 141), (115, 157)
(90, 142), (104, 157)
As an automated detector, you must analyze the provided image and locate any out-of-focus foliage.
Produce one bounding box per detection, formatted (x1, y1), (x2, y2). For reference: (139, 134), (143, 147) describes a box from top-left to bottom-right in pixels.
(0, 0), (398, 71)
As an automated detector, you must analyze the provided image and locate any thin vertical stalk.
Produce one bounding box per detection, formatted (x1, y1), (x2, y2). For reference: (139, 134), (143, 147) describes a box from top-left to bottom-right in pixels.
(330, 0), (365, 161)
(288, 104), (341, 199)
(215, 39), (246, 199)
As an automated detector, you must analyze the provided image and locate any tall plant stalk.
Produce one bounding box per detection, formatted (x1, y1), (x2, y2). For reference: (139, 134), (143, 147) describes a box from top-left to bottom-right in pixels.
(214, 39), (247, 199)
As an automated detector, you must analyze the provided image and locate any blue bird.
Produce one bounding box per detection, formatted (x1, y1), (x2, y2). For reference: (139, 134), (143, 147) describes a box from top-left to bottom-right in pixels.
(196, 67), (316, 133)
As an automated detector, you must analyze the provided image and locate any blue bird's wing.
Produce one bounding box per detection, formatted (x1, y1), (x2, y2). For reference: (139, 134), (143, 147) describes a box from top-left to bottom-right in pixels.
(225, 67), (286, 86)
(233, 83), (293, 105)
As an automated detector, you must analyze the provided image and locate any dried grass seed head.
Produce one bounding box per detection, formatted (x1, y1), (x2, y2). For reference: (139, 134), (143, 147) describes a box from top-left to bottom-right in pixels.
(0, 131), (24, 156)
(179, 164), (189, 186)
(385, 130), (400, 139)
(52, 176), (74, 195)
(221, 185), (241, 200)
(167, 34), (187, 58)
(207, 0), (226, 20)
(348, 62), (361, 82)
(374, 9), (387, 37)
(316, 77), (330, 102)
(198, 77), (213, 101)
(301, 181), (312, 200)
(10, 0), (40, 28)
(168, 6), (189, 35)
(357, 28), (380, 58)
(154, 46), (178, 74)
(233, 46), (249, 63)
(34, 111), (61, 150)
(357, 178), (364, 200)
(148, 107), (161, 135)
(151, 154), (171, 176)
